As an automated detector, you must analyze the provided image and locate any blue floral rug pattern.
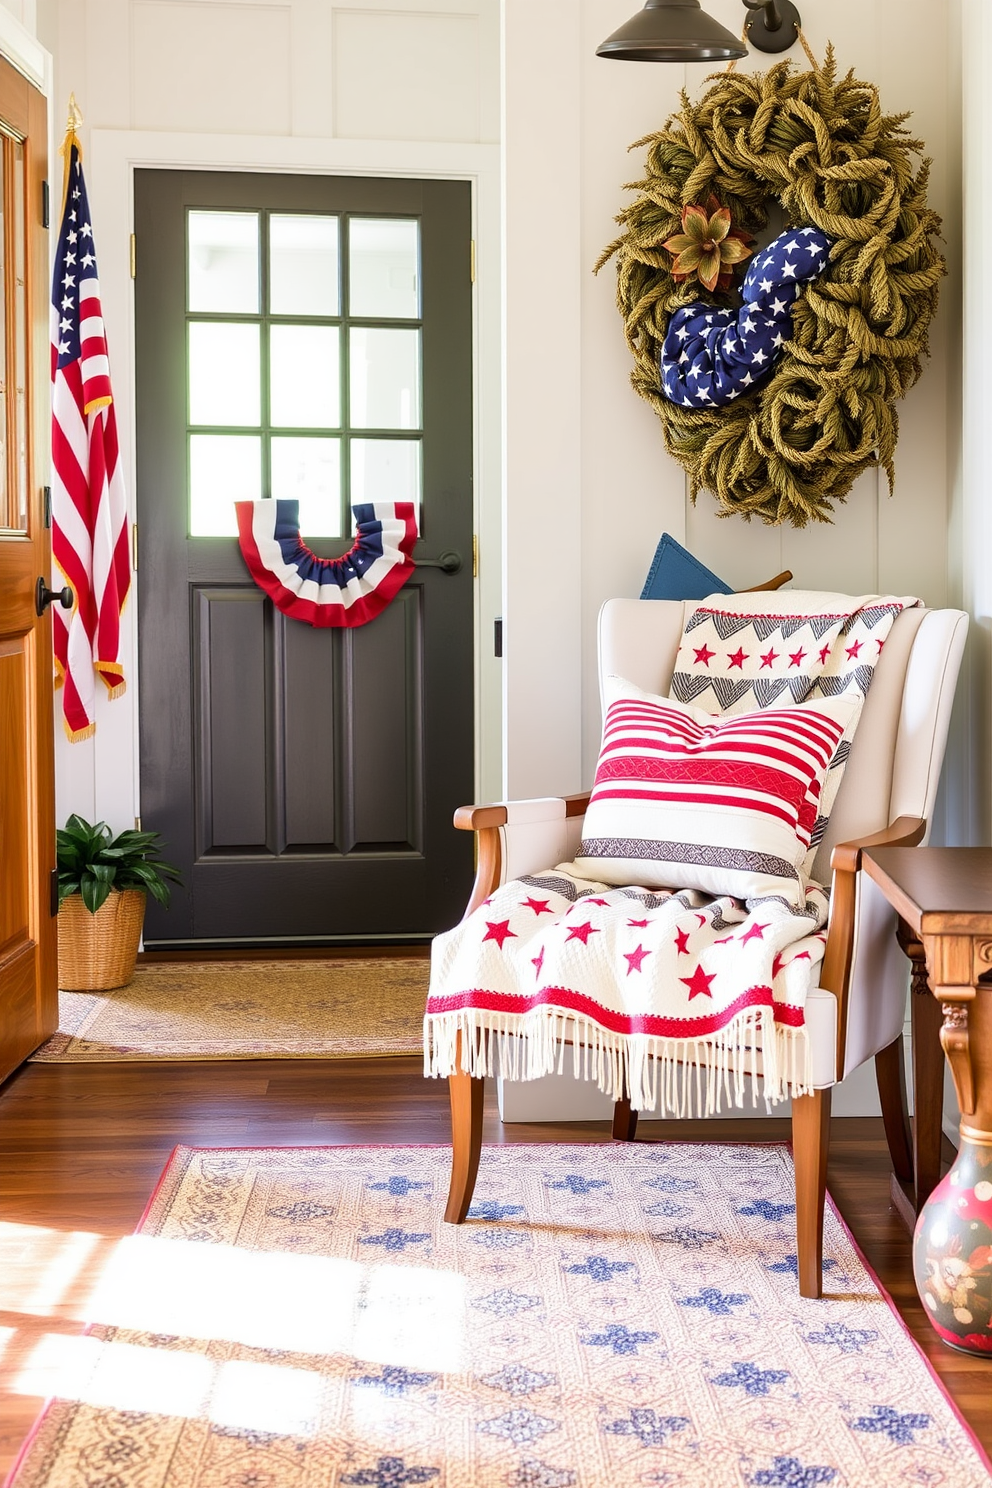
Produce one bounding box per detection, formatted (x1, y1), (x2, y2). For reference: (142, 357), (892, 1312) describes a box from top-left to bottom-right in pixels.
(11, 1144), (991, 1488)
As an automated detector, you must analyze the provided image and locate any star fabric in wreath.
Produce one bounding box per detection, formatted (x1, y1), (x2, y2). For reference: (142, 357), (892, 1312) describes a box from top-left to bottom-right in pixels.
(235, 498), (418, 628)
(660, 227), (832, 409)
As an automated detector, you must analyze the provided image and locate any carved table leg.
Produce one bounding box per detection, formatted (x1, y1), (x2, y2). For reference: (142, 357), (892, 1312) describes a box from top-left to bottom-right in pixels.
(911, 934), (992, 1355)
(907, 930), (947, 1211)
(886, 925), (946, 1227)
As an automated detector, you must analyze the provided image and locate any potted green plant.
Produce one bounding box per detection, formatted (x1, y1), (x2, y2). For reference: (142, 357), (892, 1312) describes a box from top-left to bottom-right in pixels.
(56, 815), (182, 991)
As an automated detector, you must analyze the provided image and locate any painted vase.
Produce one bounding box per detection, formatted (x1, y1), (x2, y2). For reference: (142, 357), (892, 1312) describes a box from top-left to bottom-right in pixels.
(914, 1136), (992, 1355)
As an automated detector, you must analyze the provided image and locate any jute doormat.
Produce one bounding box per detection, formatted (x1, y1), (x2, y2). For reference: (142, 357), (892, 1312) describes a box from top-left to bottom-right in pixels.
(7, 1143), (991, 1488)
(30, 958), (429, 1061)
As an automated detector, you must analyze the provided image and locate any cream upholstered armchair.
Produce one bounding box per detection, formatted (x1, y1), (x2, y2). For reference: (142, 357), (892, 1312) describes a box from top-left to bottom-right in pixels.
(439, 596), (968, 1299)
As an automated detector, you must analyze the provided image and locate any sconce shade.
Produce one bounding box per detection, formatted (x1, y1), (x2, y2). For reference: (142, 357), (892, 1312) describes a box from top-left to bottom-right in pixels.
(596, 0), (748, 62)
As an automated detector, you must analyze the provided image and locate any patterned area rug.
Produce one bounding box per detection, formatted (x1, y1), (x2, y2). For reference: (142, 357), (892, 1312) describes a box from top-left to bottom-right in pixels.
(30, 958), (428, 1060)
(9, 1144), (991, 1488)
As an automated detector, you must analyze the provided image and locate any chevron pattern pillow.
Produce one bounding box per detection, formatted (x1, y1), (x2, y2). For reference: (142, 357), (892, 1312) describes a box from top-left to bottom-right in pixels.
(667, 591), (915, 870)
(576, 677), (859, 906)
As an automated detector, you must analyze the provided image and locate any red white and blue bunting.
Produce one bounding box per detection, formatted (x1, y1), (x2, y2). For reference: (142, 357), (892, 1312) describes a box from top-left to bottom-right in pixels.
(235, 499), (418, 628)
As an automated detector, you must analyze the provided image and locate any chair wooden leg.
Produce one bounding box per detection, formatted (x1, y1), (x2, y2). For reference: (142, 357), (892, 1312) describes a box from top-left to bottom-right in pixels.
(792, 1087), (831, 1300)
(612, 1091), (639, 1141)
(875, 1034), (914, 1184)
(444, 1056), (485, 1224)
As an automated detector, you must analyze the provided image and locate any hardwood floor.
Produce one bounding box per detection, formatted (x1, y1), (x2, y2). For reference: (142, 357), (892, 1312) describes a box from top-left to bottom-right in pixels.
(1, 1055), (990, 1471)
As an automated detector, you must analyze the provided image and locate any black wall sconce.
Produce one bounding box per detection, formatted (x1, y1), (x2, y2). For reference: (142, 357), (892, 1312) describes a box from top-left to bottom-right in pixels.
(596, 0), (802, 63)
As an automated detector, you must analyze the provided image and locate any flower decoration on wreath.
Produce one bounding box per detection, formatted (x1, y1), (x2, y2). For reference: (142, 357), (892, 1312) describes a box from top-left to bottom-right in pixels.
(597, 46), (945, 528)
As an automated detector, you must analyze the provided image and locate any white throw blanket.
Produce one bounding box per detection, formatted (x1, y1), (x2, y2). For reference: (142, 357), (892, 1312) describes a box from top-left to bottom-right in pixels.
(426, 868), (828, 1113)
(425, 591), (918, 1114)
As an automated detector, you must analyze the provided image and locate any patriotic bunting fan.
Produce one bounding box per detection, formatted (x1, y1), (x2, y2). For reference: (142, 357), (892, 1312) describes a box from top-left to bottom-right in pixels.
(235, 500), (418, 628)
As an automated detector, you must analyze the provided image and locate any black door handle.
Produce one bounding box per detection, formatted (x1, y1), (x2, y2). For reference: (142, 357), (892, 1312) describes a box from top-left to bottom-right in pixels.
(36, 578), (74, 616)
(414, 550), (462, 575)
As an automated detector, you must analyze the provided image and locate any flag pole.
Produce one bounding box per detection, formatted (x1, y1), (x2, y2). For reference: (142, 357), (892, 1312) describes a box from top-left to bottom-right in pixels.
(58, 93), (83, 215)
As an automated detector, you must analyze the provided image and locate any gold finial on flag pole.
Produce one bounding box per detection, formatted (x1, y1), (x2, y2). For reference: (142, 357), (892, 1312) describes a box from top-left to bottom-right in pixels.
(58, 94), (84, 213)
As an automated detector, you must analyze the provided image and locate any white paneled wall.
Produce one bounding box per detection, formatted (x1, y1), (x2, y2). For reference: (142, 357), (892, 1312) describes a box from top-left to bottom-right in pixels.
(36, 0), (503, 829)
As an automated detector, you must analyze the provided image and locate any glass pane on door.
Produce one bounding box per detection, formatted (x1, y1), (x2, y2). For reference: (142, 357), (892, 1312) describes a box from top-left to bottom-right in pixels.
(270, 214), (339, 316)
(188, 211), (259, 313)
(351, 438), (421, 509)
(189, 433), (261, 536)
(271, 436), (342, 536)
(270, 325), (340, 428)
(348, 217), (419, 319)
(349, 327), (421, 430)
(188, 322), (261, 426)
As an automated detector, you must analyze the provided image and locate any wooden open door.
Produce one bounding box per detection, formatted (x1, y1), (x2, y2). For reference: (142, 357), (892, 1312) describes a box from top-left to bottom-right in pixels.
(0, 61), (57, 1083)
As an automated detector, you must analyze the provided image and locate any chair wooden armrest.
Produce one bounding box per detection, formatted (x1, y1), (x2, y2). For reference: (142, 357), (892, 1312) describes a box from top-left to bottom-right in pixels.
(452, 794), (592, 920)
(820, 815), (926, 1071)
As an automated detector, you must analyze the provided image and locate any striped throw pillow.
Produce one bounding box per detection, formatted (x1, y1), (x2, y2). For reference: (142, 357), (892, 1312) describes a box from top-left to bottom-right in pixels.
(575, 677), (859, 906)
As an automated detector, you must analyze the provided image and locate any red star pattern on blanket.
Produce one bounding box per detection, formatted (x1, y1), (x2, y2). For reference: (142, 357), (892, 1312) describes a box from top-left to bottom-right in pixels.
(789, 648), (807, 667)
(566, 921), (600, 945)
(624, 944), (651, 975)
(727, 647), (749, 670)
(680, 964), (717, 1000)
(818, 644), (831, 665)
(426, 867), (833, 1112)
(846, 639), (862, 659)
(760, 648), (779, 669)
(522, 897), (553, 916)
(694, 644), (715, 666)
(483, 920), (517, 949)
(741, 921), (769, 945)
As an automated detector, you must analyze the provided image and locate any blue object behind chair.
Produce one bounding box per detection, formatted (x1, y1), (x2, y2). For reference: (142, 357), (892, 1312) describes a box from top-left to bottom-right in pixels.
(640, 533), (732, 602)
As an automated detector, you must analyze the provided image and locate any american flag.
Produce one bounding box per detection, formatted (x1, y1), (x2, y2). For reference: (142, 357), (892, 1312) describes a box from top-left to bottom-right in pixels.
(51, 131), (130, 741)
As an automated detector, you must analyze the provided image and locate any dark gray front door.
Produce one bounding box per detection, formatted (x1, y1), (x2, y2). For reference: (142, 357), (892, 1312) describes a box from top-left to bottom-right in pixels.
(134, 170), (474, 946)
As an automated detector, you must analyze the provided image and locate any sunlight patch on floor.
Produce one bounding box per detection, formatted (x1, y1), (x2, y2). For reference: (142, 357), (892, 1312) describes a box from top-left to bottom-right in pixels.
(13, 1328), (438, 1440)
(83, 1234), (467, 1370)
(0, 1222), (103, 1317)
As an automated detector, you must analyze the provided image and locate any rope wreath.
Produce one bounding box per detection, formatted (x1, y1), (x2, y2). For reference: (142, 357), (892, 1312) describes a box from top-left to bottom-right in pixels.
(597, 47), (945, 527)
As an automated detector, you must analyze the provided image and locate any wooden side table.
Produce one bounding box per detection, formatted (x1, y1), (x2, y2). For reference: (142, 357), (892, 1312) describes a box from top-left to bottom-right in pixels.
(863, 846), (992, 1354)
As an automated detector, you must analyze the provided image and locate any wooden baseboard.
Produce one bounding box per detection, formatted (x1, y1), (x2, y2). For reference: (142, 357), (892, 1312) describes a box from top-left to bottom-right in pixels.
(137, 943), (431, 964)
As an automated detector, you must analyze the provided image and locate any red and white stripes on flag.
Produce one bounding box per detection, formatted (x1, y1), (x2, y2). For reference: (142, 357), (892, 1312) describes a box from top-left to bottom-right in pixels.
(51, 127), (130, 741)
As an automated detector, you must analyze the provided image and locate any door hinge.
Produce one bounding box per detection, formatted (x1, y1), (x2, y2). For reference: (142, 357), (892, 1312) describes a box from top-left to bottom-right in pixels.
(472, 534), (478, 578)
(43, 485), (52, 529)
(131, 522), (138, 571)
(42, 179), (49, 229)
(134, 815), (141, 831)
(50, 867), (59, 917)
(129, 232), (136, 279)
(494, 617), (502, 658)
(470, 239), (476, 284)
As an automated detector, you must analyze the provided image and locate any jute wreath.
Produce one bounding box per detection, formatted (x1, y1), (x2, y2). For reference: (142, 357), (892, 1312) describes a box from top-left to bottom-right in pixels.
(597, 47), (945, 527)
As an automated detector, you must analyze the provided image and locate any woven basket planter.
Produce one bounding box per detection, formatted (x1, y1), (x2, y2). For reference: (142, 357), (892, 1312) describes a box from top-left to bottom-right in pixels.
(57, 889), (145, 992)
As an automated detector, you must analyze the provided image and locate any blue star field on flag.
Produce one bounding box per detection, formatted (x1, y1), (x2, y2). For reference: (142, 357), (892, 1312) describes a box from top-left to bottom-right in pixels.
(660, 226), (833, 410)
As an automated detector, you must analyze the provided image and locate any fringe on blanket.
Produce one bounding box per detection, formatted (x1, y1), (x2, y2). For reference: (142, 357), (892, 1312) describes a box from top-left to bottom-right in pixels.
(423, 1007), (813, 1117)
